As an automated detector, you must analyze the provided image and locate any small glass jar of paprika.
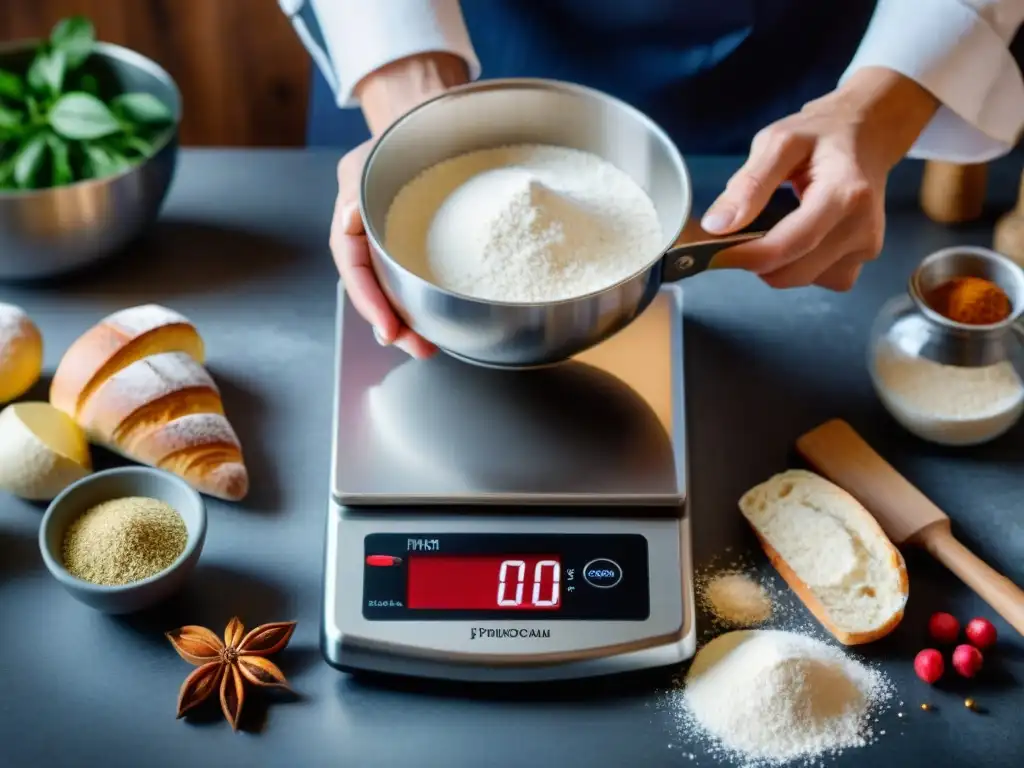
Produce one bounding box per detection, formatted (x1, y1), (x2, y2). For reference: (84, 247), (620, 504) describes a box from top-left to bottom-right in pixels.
(867, 246), (1024, 446)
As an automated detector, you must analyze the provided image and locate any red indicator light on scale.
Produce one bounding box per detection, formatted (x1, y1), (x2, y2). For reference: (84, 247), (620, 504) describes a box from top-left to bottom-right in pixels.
(366, 555), (402, 567)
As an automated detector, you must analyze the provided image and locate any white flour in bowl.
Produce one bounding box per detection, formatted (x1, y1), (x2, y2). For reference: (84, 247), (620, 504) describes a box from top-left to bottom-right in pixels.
(383, 144), (664, 303)
(872, 339), (1024, 445)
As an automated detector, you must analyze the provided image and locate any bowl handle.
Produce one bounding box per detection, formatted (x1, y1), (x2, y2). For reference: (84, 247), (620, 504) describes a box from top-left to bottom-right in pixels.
(661, 187), (801, 283)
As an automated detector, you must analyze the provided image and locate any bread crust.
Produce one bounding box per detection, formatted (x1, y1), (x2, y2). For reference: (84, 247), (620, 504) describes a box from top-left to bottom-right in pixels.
(740, 470), (909, 646)
(0, 304), (43, 404)
(50, 307), (247, 501)
(50, 304), (204, 417)
(131, 411), (248, 500)
(753, 532), (908, 645)
(133, 412), (241, 461)
(77, 353), (219, 442)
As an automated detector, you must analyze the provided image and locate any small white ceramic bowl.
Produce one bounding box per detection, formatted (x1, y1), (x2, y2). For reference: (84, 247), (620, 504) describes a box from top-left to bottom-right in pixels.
(39, 466), (206, 614)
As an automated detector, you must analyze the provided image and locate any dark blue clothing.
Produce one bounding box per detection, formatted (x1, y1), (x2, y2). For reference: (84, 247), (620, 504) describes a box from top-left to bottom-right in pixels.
(306, 1), (878, 153)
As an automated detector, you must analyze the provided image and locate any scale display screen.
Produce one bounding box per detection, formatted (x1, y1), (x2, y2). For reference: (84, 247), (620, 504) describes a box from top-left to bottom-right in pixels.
(362, 533), (649, 621)
(407, 555), (562, 611)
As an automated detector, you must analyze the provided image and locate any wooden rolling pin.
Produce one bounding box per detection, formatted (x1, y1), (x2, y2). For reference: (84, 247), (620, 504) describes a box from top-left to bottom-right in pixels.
(796, 419), (1024, 636)
(920, 161), (988, 224)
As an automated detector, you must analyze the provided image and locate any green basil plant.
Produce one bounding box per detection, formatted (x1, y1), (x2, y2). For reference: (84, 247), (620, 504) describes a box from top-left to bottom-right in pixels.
(0, 16), (175, 191)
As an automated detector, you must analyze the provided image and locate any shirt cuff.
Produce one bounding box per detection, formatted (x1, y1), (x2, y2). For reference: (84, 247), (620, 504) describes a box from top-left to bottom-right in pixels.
(840, 0), (1024, 163)
(308, 0), (481, 107)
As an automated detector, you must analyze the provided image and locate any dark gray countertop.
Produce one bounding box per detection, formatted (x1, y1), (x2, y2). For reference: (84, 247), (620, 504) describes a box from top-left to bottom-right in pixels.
(1, 151), (1022, 768)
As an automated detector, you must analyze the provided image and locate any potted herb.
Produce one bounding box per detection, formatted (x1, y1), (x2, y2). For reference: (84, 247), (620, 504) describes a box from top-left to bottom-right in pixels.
(0, 16), (176, 191)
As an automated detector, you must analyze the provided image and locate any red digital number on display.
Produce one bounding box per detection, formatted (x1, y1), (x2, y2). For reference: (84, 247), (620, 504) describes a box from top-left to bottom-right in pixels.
(407, 555), (561, 610)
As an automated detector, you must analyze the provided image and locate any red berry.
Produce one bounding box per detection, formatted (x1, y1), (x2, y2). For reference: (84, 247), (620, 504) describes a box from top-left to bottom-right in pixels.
(952, 644), (984, 678)
(927, 612), (960, 643)
(914, 649), (945, 684)
(965, 617), (997, 649)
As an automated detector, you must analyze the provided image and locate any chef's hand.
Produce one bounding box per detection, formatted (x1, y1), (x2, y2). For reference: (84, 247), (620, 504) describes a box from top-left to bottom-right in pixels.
(329, 52), (468, 359)
(701, 67), (939, 291)
(331, 140), (437, 359)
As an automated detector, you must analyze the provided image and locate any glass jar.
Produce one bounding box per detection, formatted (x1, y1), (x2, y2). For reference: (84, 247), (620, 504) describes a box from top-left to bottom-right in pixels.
(867, 246), (1024, 446)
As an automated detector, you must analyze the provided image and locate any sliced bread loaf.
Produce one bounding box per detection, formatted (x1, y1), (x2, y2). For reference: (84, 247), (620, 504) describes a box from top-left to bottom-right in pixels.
(739, 469), (908, 645)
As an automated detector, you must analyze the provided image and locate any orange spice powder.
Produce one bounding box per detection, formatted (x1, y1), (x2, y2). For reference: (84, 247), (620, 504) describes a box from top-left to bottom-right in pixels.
(925, 276), (1012, 325)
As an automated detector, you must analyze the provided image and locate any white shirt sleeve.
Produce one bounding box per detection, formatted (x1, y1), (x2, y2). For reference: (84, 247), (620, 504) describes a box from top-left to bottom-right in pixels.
(298, 0), (481, 107)
(841, 0), (1024, 163)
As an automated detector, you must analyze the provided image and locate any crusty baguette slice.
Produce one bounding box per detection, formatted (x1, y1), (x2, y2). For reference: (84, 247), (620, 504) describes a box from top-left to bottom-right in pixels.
(76, 351), (248, 501)
(738, 469), (908, 645)
(51, 304), (204, 419)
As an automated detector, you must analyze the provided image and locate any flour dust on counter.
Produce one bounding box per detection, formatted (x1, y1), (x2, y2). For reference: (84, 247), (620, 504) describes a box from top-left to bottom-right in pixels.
(694, 551), (811, 636)
(703, 572), (772, 627)
(664, 630), (898, 767)
(696, 555), (776, 630)
(664, 547), (907, 766)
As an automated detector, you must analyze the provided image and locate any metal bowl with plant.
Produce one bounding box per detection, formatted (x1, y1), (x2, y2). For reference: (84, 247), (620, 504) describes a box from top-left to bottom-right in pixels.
(0, 16), (181, 281)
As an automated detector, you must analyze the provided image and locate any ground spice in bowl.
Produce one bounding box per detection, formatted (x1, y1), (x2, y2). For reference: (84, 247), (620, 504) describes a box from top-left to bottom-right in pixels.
(925, 276), (1012, 325)
(61, 496), (188, 586)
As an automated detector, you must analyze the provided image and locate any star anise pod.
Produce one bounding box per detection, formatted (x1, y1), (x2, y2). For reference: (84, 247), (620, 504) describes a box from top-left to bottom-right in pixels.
(166, 617), (297, 730)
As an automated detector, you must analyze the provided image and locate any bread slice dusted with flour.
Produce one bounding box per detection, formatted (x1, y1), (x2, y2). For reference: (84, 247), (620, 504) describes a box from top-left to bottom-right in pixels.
(50, 306), (247, 501)
(739, 469), (908, 645)
(51, 304), (204, 417)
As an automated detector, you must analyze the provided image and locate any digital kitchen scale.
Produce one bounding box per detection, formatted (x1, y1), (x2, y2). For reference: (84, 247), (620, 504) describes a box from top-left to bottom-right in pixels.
(321, 283), (695, 681)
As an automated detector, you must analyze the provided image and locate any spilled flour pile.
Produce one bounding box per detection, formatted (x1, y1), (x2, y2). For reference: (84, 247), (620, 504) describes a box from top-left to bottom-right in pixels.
(676, 630), (892, 766)
(694, 553), (800, 634)
(384, 144), (664, 303)
(702, 572), (774, 628)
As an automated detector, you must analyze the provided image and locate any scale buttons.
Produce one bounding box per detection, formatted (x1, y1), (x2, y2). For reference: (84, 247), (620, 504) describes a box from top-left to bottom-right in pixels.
(583, 559), (622, 588)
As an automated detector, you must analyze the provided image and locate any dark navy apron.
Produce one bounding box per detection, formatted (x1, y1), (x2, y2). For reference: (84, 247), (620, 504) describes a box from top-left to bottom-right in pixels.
(302, 1), (878, 154)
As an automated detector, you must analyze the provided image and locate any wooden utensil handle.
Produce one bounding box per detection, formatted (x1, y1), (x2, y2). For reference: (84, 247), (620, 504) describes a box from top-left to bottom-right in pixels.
(797, 419), (1024, 637)
(795, 419), (947, 543)
(918, 523), (1024, 636)
(920, 161), (988, 224)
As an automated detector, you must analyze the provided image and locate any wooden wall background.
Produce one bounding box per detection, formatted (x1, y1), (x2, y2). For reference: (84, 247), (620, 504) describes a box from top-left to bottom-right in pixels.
(0, 0), (311, 146)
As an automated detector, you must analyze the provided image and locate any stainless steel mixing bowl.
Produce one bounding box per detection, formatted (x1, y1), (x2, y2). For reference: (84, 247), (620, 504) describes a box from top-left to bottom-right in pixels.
(904, 246), (1024, 376)
(0, 41), (181, 282)
(360, 78), (783, 369)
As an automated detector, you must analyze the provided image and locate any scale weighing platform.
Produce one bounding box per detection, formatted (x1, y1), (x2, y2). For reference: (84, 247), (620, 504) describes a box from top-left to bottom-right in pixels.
(322, 284), (695, 681)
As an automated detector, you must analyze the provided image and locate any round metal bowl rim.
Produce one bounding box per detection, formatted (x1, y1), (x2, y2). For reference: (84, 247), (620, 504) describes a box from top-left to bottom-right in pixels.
(38, 466), (207, 595)
(0, 39), (182, 202)
(909, 245), (1024, 333)
(359, 77), (691, 309)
